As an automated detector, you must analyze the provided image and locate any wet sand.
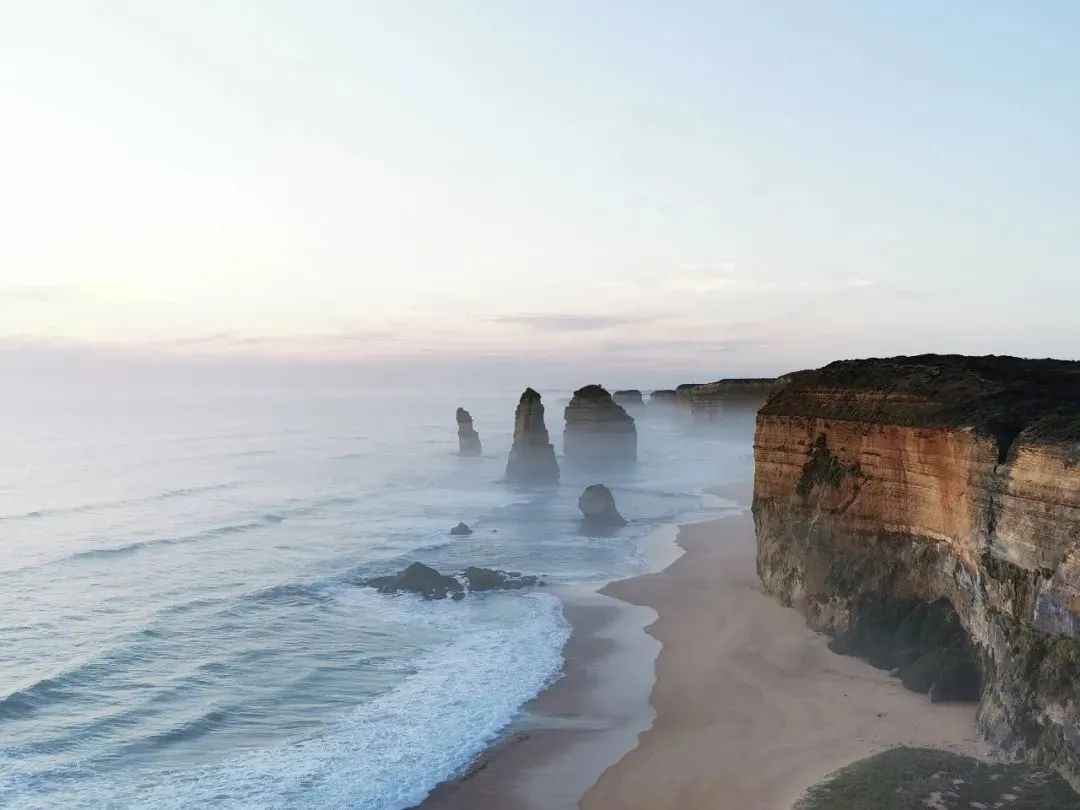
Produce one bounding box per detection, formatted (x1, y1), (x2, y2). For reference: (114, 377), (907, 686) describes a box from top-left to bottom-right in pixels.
(422, 481), (990, 809)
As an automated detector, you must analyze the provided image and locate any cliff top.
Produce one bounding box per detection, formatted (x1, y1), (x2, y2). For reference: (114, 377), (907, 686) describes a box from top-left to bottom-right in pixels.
(762, 354), (1080, 444)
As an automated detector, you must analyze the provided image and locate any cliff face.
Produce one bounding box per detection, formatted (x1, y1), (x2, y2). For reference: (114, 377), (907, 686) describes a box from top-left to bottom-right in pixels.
(564, 385), (637, 466)
(505, 388), (560, 485)
(753, 355), (1080, 777)
(456, 407), (482, 456)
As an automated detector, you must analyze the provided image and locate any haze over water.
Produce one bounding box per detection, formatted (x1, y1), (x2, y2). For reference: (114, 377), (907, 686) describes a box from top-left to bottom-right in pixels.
(0, 386), (752, 808)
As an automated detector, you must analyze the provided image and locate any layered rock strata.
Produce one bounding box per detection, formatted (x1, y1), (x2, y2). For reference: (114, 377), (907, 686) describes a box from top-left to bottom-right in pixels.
(456, 407), (482, 456)
(505, 388), (560, 485)
(753, 354), (1080, 778)
(563, 385), (637, 466)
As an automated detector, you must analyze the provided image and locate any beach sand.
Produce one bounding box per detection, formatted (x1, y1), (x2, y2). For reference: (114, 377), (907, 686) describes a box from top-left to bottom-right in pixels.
(423, 480), (990, 809)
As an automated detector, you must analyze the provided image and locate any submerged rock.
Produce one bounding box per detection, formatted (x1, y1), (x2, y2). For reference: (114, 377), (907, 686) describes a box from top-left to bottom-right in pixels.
(505, 388), (560, 485)
(365, 562), (464, 601)
(456, 408), (482, 456)
(578, 484), (626, 526)
(449, 522), (472, 536)
(563, 385), (637, 466)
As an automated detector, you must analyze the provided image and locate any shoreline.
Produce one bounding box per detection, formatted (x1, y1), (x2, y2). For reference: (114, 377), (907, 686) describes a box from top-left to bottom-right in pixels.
(423, 479), (991, 809)
(421, 522), (685, 809)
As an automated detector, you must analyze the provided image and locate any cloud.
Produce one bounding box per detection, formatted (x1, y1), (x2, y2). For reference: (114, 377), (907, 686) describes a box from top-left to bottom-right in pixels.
(491, 313), (662, 331)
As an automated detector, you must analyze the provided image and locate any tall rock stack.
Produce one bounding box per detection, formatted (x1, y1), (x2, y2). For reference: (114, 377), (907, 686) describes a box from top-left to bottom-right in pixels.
(505, 388), (560, 485)
(456, 408), (482, 456)
(563, 385), (637, 466)
(649, 389), (677, 408)
(613, 389), (646, 417)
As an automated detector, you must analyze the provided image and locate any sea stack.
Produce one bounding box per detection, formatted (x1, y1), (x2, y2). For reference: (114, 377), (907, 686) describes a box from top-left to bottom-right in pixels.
(563, 385), (637, 466)
(505, 388), (560, 485)
(578, 484), (626, 527)
(649, 389), (677, 408)
(456, 408), (482, 456)
(613, 389), (646, 417)
(688, 378), (785, 419)
(753, 354), (1080, 776)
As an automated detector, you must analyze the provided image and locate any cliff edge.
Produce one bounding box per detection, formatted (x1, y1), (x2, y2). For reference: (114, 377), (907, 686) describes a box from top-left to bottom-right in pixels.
(753, 354), (1080, 779)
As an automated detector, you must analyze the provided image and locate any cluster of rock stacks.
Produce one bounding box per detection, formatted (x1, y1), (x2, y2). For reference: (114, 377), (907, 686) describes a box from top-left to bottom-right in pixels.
(752, 354), (1080, 777)
(456, 408), (482, 455)
(688, 378), (783, 418)
(563, 385), (637, 466)
(505, 388), (560, 485)
(612, 389), (645, 416)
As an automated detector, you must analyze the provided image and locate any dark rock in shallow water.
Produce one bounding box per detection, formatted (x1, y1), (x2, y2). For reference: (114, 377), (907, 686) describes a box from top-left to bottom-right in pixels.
(365, 562), (464, 600)
(578, 484), (626, 526)
(449, 522), (472, 536)
(364, 563), (544, 600)
(563, 385), (637, 466)
(461, 566), (540, 591)
(505, 388), (560, 485)
(456, 408), (482, 456)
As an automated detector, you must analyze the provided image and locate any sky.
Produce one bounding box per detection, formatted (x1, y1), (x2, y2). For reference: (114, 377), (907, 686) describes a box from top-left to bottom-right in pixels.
(2, 1), (1078, 390)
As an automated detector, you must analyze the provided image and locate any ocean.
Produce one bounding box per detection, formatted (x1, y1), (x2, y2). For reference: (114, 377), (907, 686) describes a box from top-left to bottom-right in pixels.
(0, 387), (753, 808)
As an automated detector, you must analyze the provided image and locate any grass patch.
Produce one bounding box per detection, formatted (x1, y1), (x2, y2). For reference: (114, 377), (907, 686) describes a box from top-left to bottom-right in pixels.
(797, 747), (1079, 809)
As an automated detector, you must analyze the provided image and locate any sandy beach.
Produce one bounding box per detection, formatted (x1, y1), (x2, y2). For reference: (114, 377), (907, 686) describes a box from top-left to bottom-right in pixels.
(424, 480), (991, 809)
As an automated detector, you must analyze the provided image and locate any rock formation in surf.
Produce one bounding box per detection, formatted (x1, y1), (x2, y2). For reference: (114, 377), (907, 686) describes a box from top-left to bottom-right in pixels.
(456, 407), (482, 456)
(753, 354), (1080, 777)
(505, 388), (560, 485)
(563, 385), (637, 466)
(687, 378), (784, 419)
(449, 522), (472, 536)
(613, 389), (646, 417)
(363, 563), (543, 599)
(578, 484), (626, 527)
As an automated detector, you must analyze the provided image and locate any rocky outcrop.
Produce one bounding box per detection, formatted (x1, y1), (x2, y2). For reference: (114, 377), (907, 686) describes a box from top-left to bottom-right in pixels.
(456, 408), (482, 456)
(688, 378), (784, 418)
(366, 562), (464, 600)
(505, 388), (560, 485)
(649, 389), (677, 405)
(563, 385), (637, 466)
(613, 389), (646, 416)
(578, 484), (626, 527)
(364, 563), (543, 599)
(753, 355), (1080, 778)
(449, 522), (472, 536)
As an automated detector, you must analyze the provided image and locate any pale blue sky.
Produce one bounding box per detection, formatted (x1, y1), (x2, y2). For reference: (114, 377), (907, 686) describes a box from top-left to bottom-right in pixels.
(2, 1), (1077, 387)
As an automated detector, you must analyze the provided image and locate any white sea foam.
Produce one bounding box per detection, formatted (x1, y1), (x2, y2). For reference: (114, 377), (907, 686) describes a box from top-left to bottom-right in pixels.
(7, 591), (569, 809)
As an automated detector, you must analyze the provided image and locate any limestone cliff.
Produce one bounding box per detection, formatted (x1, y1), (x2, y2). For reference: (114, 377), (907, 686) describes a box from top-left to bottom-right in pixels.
(564, 385), (637, 466)
(456, 407), (482, 456)
(753, 355), (1080, 777)
(505, 388), (559, 485)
